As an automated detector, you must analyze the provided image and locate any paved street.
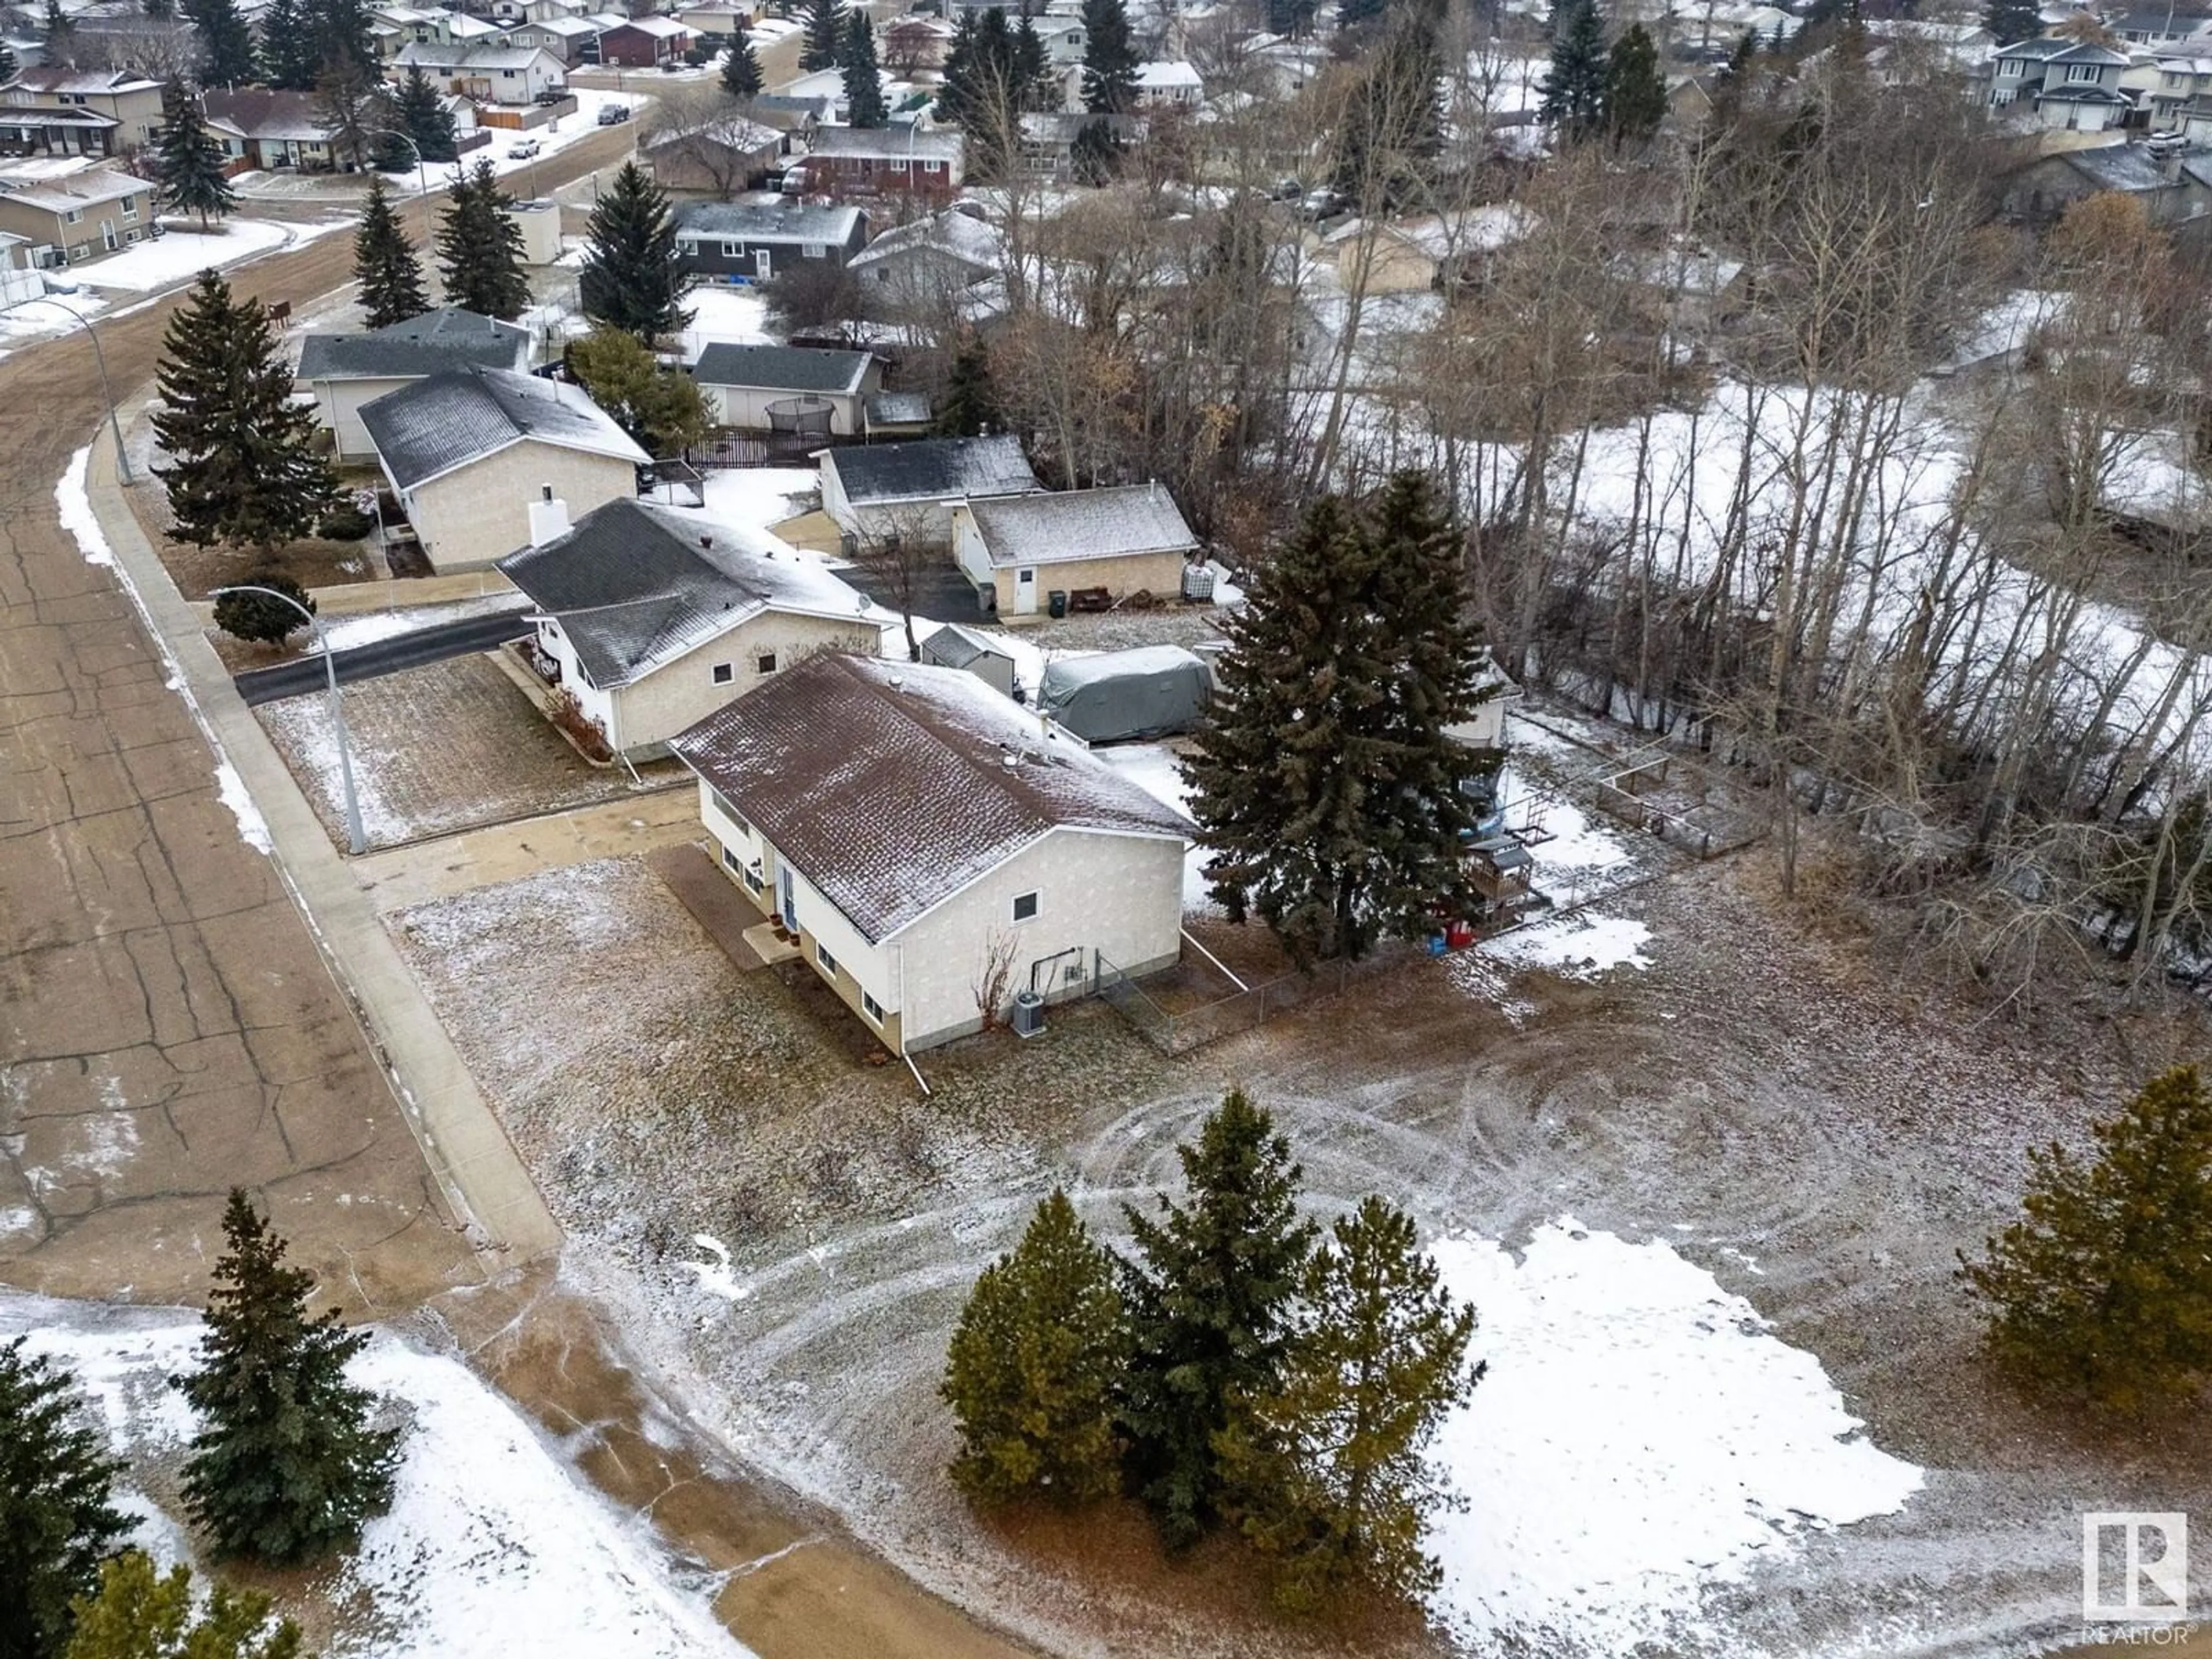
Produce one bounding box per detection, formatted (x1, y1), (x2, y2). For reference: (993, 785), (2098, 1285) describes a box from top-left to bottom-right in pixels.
(233, 608), (532, 705)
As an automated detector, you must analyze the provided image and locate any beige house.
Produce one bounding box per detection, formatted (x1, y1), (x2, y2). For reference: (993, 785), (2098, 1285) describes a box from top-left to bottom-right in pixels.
(0, 69), (165, 158)
(359, 364), (647, 572)
(497, 496), (880, 759)
(297, 306), (532, 460)
(672, 653), (1190, 1054)
(953, 482), (1199, 616)
(0, 163), (151, 266)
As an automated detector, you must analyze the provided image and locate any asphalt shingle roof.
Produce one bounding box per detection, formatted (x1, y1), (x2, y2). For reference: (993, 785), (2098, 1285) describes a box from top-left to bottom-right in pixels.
(804, 124), (965, 165)
(846, 207), (1002, 275)
(360, 365), (647, 491)
(497, 498), (873, 687)
(674, 198), (863, 245)
(824, 434), (1039, 505)
(671, 653), (1190, 941)
(297, 307), (530, 381)
(690, 342), (876, 395)
(964, 483), (1198, 569)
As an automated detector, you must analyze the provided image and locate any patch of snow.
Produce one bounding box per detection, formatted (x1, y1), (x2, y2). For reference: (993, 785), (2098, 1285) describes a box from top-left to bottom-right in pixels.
(256, 694), (412, 848)
(1099, 743), (1213, 909)
(697, 466), (817, 529)
(684, 1233), (750, 1302)
(681, 285), (771, 358)
(76, 219), (297, 293)
(1475, 912), (1652, 979)
(317, 594), (525, 653)
(1426, 1220), (1922, 1654)
(214, 761), (274, 856)
(0, 1206), (36, 1237)
(55, 444), (113, 566)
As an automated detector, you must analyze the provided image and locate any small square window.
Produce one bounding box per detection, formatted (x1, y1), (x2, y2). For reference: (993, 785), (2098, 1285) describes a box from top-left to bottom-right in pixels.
(861, 990), (884, 1022)
(1012, 891), (1039, 922)
(802, 241), (826, 258)
(722, 843), (742, 873)
(712, 661), (733, 684)
(743, 867), (764, 894)
(1016, 567), (1035, 582)
(889, 157), (907, 171)
(722, 238), (741, 257)
(923, 159), (943, 173)
(816, 939), (839, 977)
(755, 652), (778, 674)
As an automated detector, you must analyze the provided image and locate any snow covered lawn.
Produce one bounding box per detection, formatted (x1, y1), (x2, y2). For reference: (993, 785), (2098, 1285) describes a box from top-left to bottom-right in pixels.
(681, 285), (771, 358)
(695, 465), (816, 528)
(74, 218), (312, 293)
(1099, 742), (1211, 909)
(2, 1292), (749, 1659)
(1477, 911), (1652, 979)
(1425, 1219), (1922, 1652)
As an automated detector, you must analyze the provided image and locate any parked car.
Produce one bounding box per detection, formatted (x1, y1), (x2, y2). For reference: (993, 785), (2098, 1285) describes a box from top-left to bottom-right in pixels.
(596, 101), (631, 124)
(507, 138), (543, 158)
(533, 85), (569, 104)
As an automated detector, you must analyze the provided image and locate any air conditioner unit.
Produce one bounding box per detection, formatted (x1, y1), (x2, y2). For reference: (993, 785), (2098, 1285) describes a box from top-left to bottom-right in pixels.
(1011, 988), (1045, 1037)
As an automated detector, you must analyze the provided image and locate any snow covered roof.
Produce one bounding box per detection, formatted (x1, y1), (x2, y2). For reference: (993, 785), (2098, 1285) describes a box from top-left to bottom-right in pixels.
(1135, 59), (1202, 88)
(1040, 645), (1206, 691)
(846, 206), (1002, 275)
(0, 164), (142, 211)
(963, 483), (1198, 569)
(673, 198), (864, 246)
(1, 66), (160, 94)
(920, 621), (1012, 671)
(691, 342), (876, 395)
(393, 40), (559, 69)
(804, 124), (965, 166)
(361, 365), (648, 491)
(823, 434), (1040, 505)
(203, 88), (334, 143)
(606, 12), (690, 33)
(298, 307), (531, 381)
(498, 498), (873, 688)
(671, 653), (1190, 942)
(865, 390), (931, 426)
(642, 112), (781, 153)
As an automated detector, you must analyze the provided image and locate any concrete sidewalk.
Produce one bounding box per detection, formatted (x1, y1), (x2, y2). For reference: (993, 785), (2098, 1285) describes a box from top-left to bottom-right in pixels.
(356, 789), (700, 914)
(84, 421), (562, 1266)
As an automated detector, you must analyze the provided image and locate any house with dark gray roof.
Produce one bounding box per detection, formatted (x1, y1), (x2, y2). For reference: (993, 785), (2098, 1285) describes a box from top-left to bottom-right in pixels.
(673, 198), (869, 282)
(819, 434), (1041, 549)
(498, 497), (880, 758)
(359, 365), (649, 572)
(671, 652), (1189, 1054)
(952, 482), (1201, 615)
(689, 343), (883, 437)
(297, 308), (532, 459)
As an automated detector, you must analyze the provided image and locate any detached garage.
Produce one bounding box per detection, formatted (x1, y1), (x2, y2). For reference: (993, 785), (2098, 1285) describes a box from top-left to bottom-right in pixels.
(690, 343), (882, 437)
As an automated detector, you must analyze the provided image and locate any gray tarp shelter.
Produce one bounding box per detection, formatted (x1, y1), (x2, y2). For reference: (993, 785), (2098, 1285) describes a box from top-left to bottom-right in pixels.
(1038, 646), (1210, 744)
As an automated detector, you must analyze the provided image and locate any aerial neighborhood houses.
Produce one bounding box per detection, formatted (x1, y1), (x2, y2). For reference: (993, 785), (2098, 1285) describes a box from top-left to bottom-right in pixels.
(298, 306), (532, 460)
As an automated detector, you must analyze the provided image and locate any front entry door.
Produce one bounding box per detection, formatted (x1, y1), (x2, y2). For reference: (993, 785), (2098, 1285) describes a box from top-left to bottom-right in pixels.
(779, 865), (797, 931)
(754, 248), (773, 282)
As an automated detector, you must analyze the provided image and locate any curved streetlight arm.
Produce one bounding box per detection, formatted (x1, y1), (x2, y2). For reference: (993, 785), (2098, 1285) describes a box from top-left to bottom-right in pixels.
(363, 126), (434, 249)
(210, 584), (367, 855)
(24, 296), (132, 483)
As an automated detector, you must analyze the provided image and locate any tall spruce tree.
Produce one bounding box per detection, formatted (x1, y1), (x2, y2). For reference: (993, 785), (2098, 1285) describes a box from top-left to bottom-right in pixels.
(1336, 0), (1387, 29)
(1118, 1090), (1319, 1550)
(315, 53), (392, 172)
(1960, 1065), (2212, 1410)
(1079, 0), (1138, 113)
(0, 1339), (131, 1659)
(1331, 13), (1441, 206)
(1603, 22), (1666, 143)
(1069, 115), (1119, 184)
(353, 175), (426, 330)
(1187, 472), (1488, 963)
(172, 1191), (401, 1564)
(1013, 11), (1050, 106)
(258, 0), (316, 89)
(309, 0), (377, 77)
(578, 159), (692, 340)
(1217, 1198), (1483, 1616)
(798, 0), (844, 71)
(436, 159), (530, 320)
(183, 0), (257, 86)
(1984, 0), (2040, 44)
(151, 273), (336, 556)
(1539, 0), (1609, 139)
(934, 336), (998, 435)
(720, 24), (763, 97)
(941, 1190), (1130, 1508)
(841, 12), (886, 127)
(42, 0), (73, 65)
(154, 78), (236, 231)
(62, 1552), (302, 1659)
(391, 64), (457, 162)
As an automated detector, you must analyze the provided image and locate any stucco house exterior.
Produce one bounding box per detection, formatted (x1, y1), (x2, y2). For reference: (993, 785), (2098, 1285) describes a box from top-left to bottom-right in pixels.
(0, 162), (150, 266)
(671, 653), (1190, 1054)
(691, 342), (882, 435)
(952, 482), (1200, 615)
(642, 112), (782, 195)
(392, 40), (567, 104)
(360, 364), (648, 572)
(203, 90), (341, 171)
(1134, 59), (1203, 106)
(819, 434), (1041, 551)
(846, 205), (1002, 299)
(1986, 38), (2134, 129)
(296, 306), (532, 460)
(497, 497), (880, 759)
(0, 69), (164, 157)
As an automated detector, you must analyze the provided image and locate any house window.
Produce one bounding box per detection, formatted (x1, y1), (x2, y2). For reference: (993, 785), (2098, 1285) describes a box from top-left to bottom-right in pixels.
(711, 789), (749, 834)
(802, 241), (825, 257)
(743, 866), (764, 894)
(1012, 891), (1039, 922)
(63, 208), (81, 225)
(120, 196), (137, 220)
(2065, 62), (2102, 81)
(889, 156), (907, 171)
(712, 661), (734, 684)
(722, 238), (741, 257)
(722, 843), (743, 873)
(502, 66), (517, 76)
(861, 989), (884, 1023)
(755, 651), (778, 673)
(2000, 58), (2021, 75)
(816, 938), (839, 977)
(922, 159), (944, 173)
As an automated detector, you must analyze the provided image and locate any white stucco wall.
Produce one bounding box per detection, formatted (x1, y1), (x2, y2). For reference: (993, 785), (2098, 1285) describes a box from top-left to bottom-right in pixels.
(317, 376), (415, 461)
(403, 441), (637, 572)
(609, 616), (878, 756)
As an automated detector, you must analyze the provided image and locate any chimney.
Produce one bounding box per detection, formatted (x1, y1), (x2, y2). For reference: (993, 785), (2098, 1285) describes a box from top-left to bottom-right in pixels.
(699, 533), (713, 548)
(527, 486), (570, 547)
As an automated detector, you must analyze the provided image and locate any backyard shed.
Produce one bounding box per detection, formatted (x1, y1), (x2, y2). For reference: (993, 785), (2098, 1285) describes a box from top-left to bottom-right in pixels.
(1037, 646), (1210, 744)
(919, 623), (1018, 699)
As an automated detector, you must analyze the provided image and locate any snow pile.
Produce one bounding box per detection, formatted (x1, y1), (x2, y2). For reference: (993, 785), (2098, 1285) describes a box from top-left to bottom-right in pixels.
(1425, 1220), (1922, 1653)
(698, 467), (817, 529)
(214, 762), (274, 855)
(319, 595), (527, 652)
(1, 1293), (751, 1659)
(55, 444), (114, 566)
(255, 694), (412, 847)
(1478, 912), (1651, 979)
(78, 219), (296, 292)
(682, 286), (771, 358)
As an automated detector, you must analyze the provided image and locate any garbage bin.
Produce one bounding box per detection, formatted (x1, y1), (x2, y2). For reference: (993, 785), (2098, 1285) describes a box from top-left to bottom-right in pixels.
(1048, 590), (1068, 619)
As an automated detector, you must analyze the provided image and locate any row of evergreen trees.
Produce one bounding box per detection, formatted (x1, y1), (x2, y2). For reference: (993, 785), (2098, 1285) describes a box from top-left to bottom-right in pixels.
(2, 1192), (395, 1658)
(941, 1090), (1483, 1615)
(1539, 0), (1669, 146)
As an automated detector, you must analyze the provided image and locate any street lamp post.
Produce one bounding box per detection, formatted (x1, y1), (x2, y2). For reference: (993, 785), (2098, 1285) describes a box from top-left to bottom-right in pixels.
(211, 584), (368, 856)
(366, 127), (434, 250)
(26, 297), (132, 484)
